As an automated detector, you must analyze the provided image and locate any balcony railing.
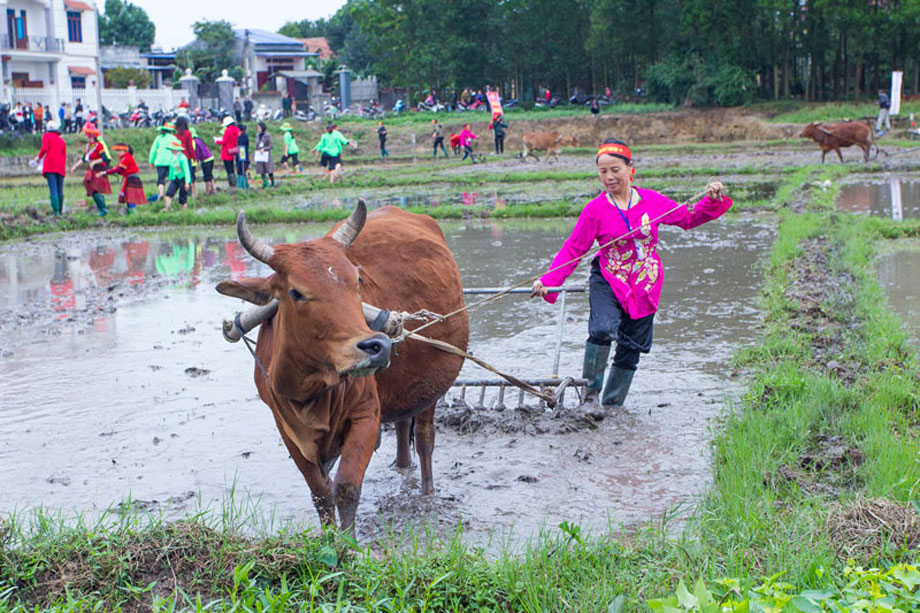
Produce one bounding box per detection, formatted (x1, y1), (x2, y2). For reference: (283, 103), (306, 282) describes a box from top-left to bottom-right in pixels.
(0, 34), (65, 53)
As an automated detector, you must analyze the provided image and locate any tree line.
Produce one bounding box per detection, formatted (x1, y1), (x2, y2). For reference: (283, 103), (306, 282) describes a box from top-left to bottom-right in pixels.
(279, 0), (920, 106)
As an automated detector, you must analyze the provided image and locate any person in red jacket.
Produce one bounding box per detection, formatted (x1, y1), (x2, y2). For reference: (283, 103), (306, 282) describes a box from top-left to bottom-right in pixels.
(174, 116), (198, 199)
(34, 119), (67, 216)
(214, 115), (240, 188)
(100, 143), (146, 215)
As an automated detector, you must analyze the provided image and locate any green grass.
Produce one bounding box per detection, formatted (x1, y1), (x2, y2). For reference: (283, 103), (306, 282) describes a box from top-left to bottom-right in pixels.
(763, 100), (920, 124)
(330, 102), (674, 126)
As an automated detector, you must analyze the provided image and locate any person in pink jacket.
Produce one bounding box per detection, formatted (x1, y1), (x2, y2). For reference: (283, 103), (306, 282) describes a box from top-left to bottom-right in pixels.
(459, 123), (478, 163)
(531, 138), (732, 408)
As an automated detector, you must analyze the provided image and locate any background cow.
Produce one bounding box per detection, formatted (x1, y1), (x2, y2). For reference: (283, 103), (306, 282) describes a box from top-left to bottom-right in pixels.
(799, 121), (878, 163)
(216, 202), (469, 529)
(520, 131), (579, 162)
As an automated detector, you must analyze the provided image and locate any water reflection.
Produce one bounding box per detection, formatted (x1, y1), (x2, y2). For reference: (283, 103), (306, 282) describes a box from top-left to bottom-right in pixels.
(837, 178), (920, 220)
(877, 247), (920, 340)
(295, 191), (533, 212)
(0, 229), (324, 314)
(50, 250), (74, 318)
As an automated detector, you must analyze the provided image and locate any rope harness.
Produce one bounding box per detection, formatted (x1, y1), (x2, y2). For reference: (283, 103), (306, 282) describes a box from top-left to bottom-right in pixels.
(231, 188), (713, 409)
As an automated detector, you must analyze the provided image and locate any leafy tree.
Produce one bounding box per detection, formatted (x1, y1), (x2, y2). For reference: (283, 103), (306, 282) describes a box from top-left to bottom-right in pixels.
(103, 66), (152, 89)
(176, 20), (239, 84)
(278, 19), (329, 39)
(276, 0), (920, 105)
(98, 0), (155, 52)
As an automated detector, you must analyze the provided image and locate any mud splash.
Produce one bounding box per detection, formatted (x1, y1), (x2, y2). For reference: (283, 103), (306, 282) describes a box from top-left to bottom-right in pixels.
(0, 215), (774, 543)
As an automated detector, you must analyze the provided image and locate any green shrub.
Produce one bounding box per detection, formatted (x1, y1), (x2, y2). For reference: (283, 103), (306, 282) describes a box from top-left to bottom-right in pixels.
(710, 64), (755, 107)
(647, 57), (754, 107)
(647, 57), (695, 105)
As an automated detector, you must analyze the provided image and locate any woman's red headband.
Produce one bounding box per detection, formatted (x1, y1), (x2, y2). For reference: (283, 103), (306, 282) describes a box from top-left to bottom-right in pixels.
(597, 143), (631, 161)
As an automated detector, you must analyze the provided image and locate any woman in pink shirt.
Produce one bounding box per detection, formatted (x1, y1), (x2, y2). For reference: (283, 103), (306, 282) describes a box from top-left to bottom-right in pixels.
(531, 139), (731, 408)
(459, 123), (478, 163)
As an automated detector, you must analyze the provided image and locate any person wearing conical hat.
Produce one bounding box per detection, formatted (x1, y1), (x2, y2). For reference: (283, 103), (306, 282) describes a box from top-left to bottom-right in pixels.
(278, 121), (301, 173)
(99, 143), (146, 215)
(163, 138), (191, 211)
(70, 122), (111, 217)
(148, 122), (176, 201)
(34, 119), (67, 217)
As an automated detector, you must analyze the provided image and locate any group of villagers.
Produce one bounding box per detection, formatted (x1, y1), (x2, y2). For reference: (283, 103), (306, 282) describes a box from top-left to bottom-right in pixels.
(33, 115), (351, 218)
(34, 113), (735, 411)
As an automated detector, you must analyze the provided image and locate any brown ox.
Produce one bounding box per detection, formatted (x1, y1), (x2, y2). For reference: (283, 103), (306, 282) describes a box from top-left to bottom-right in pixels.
(799, 121), (878, 163)
(520, 131), (579, 163)
(216, 202), (469, 529)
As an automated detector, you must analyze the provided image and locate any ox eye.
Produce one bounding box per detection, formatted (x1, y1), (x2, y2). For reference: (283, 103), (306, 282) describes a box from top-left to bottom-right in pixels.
(289, 288), (306, 302)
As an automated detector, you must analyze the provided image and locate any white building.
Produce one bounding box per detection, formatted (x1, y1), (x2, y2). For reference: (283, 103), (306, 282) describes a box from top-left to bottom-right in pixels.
(0, 0), (101, 110)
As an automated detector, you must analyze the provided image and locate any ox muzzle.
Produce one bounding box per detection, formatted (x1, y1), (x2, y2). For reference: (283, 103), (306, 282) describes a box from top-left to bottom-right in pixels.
(350, 333), (392, 376)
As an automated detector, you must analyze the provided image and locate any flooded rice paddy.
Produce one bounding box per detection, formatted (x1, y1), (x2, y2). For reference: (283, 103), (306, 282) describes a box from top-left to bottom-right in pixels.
(837, 177), (920, 220)
(0, 214), (774, 542)
(877, 243), (920, 341)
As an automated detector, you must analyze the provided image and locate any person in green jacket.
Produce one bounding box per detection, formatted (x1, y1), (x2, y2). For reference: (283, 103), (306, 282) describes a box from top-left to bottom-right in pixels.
(278, 122), (302, 174)
(148, 122), (176, 201)
(313, 123), (351, 184)
(163, 139), (191, 211)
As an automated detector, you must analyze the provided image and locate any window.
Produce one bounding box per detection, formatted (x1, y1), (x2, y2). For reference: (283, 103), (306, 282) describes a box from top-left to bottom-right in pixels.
(70, 76), (85, 88)
(7, 9), (28, 48)
(66, 11), (81, 43)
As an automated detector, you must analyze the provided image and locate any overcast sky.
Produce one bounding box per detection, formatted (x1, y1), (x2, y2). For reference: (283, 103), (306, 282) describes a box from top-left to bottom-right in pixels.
(132, 0), (347, 51)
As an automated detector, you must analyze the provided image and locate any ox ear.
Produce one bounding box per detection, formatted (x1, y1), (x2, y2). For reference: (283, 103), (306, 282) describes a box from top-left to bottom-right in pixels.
(216, 278), (273, 305)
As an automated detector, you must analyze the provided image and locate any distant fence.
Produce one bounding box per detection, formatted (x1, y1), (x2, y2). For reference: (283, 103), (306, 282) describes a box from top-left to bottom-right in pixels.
(9, 85), (242, 112)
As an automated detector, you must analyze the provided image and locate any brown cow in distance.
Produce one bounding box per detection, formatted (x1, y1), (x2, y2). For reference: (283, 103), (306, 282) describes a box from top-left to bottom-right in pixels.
(800, 121), (878, 163)
(520, 130), (579, 162)
(216, 202), (469, 529)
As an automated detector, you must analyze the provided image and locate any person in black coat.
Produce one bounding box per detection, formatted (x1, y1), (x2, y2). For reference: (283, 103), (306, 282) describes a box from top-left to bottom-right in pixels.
(491, 114), (508, 154)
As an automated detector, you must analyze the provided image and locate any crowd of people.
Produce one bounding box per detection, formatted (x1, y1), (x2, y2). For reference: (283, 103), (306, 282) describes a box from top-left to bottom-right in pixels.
(31, 113), (360, 218)
(2, 98), (91, 134)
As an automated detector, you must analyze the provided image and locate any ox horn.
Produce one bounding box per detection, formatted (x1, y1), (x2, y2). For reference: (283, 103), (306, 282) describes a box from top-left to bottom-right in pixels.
(330, 200), (367, 248)
(236, 210), (275, 265)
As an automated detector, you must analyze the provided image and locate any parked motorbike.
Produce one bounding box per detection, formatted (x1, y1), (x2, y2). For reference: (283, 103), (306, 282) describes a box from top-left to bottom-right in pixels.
(294, 108), (317, 122)
(129, 108), (151, 128)
(535, 96), (561, 108)
(417, 101), (447, 113)
(392, 99), (405, 113)
(101, 106), (120, 130)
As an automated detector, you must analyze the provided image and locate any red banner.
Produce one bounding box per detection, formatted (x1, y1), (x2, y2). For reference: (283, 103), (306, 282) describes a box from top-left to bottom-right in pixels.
(487, 91), (503, 119)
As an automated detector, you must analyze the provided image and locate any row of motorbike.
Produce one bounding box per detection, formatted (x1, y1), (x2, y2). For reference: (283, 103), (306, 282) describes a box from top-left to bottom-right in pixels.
(401, 94), (611, 113)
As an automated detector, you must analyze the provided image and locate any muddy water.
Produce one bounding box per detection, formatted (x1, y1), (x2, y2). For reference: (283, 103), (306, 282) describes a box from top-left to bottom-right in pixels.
(877, 244), (920, 340)
(837, 178), (920, 220)
(0, 215), (774, 542)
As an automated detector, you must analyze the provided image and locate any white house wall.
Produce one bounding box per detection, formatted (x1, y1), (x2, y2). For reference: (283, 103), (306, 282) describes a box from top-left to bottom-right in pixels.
(1, 0), (99, 107)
